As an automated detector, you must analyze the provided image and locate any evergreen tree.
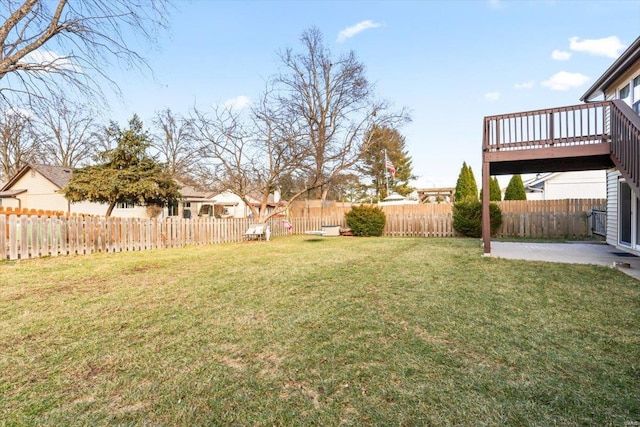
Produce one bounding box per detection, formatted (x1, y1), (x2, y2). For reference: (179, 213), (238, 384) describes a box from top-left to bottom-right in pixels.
(480, 176), (502, 201)
(468, 166), (479, 200)
(504, 174), (527, 200)
(454, 162), (478, 202)
(491, 176), (502, 201)
(359, 125), (415, 200)
(63, 115), (180, 216)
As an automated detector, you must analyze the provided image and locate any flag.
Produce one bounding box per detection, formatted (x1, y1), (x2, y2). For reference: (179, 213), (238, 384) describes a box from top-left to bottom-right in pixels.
(282, 219), (293, 231)
(385, 157), (396, 178)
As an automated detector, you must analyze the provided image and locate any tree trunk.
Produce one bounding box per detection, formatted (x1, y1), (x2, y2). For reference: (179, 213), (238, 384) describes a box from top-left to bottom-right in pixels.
(105, 201), (116, 217)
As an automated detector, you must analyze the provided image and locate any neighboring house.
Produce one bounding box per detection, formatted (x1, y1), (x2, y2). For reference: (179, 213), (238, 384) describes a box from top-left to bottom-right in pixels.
(522, 171), (606, 200)
(481, 36), (640, 255)
(0, 164), (135, 216)
(209, 190), (286, 219)
(166, 182), (214, 219)
(0, 164), (201, 219)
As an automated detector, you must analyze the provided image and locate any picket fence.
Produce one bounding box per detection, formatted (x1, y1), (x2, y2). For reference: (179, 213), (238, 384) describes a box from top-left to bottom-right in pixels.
(1, 199), (605, 261)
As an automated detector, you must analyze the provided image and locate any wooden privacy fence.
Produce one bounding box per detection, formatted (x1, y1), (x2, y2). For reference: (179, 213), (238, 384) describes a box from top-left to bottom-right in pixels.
(1, 199), (606, 260)
(0, 216), (289, 261)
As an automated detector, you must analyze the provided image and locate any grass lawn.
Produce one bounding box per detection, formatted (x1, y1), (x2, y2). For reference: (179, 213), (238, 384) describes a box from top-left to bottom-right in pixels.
(1, 236), (638, 426)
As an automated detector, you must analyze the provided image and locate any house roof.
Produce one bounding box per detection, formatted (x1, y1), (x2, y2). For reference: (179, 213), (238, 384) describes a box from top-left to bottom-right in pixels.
(581, 36), (640, 102)
(0, 164), (73, 191)
(0, 189), (27, 198)
(176, 182), (212, 201)
(523, 173), (557, 188)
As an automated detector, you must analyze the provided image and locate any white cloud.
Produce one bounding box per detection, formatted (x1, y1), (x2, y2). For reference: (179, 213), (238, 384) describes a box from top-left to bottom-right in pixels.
(569, 36), (625, 58)
(488, 0), (505, 10)
(541, 71), (589, 91)
(484, 92), (500, 101)
(514, 81), (535, 90)
(337, 20), (382, 43)
(3, 107), (32, 118)
(551, 49), (571, 61)
(223, 95), (251, 110)
(22, 49), (79, 72)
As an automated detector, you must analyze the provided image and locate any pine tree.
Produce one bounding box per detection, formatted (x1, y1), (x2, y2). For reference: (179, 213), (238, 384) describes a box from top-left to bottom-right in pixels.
(63, 115), (180, 216)
(480, 176), (502, 201)
(454, 162), (478, 202)
(504, 174), (527, 200)
(360, 125), (415, 200)
(490, 176), (502, 201)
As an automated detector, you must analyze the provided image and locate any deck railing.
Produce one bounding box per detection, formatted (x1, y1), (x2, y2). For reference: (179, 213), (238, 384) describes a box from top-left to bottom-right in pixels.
(610, 100), (640, 194)
(483, 101), (611, 152)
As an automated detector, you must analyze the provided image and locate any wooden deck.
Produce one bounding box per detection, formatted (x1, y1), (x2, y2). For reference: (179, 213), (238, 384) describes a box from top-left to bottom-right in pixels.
(482, 100), (640, 253)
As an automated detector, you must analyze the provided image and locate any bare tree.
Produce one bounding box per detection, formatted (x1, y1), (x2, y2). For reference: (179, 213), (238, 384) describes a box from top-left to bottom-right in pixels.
(0, 108), (37, 181)
(275, 27), (409, 200)
(32, 96), (98, 167)
(192, 94), (310, 223)
(0, 0), (169, 106)
(152, 108), (202, 182)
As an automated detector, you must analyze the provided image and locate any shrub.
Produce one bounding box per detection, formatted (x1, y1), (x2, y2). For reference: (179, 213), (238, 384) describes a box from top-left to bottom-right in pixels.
(453, 200), (502, 238)
(345, 205), (386, 236)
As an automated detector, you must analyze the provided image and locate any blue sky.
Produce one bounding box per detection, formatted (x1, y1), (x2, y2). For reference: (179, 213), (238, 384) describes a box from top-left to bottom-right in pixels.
(102, 0), (640, 188)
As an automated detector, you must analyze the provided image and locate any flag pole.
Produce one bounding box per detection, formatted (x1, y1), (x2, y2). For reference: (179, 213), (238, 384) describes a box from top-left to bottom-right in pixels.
(384, 149), (390, 197)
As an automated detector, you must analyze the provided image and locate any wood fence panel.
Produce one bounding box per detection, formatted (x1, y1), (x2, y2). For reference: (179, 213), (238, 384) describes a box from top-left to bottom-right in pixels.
(8, 215), (17, 259)
(29, 215), (37, 257)
(0, 215), (5, 260)
(42, 216), (51, 256)
(51, 216), (61, 257)
(60, 217), (68, 256)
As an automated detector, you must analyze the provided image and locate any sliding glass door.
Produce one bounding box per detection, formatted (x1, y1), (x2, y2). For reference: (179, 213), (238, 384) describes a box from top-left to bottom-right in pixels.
(619, 180), (638, 249)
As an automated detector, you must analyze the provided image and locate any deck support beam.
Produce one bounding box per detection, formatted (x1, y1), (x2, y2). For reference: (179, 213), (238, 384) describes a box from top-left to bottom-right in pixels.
(482, 157), (491, 255)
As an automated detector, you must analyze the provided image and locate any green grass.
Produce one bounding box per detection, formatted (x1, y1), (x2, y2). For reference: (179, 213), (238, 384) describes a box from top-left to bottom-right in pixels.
(1, 236), (638, 426)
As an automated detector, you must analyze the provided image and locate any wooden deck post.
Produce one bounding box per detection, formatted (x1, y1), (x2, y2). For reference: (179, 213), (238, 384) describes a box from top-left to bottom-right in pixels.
(482, 158), (491, 255)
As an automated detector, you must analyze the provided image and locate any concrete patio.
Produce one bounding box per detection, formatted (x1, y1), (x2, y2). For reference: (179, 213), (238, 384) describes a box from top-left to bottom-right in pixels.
(490, 241), (640, 281)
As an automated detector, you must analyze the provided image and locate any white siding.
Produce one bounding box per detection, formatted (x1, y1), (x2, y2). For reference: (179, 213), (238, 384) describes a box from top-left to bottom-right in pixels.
(606, 169), (619, 246)
(544, 170), (607, 199)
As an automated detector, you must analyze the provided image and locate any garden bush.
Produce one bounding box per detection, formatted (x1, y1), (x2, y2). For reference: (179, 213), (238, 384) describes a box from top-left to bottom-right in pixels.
(453, 200), (502, 238)
(345, 205), (386, 236)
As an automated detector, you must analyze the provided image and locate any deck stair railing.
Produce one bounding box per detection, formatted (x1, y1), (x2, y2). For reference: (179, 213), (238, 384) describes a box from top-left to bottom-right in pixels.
(610, 100), (640, 197)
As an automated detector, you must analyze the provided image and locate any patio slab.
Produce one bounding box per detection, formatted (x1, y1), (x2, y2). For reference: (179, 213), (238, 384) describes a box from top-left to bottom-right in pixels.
(490, 241), (640, 281)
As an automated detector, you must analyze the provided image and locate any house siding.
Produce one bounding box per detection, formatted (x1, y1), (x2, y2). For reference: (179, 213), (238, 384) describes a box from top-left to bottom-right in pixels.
(3, 167), (151, 218)
(544, 171), (606, 200)
(11, 170), (69, 212)
(606, 169), (619, 247)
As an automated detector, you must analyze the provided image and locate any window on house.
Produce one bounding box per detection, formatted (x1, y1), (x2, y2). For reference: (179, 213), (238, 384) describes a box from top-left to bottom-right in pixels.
(183, 202), (191, 208)
(168, 200), (179, 216)
(619, 84), (631, 105)
(116, 202), (135, 209)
